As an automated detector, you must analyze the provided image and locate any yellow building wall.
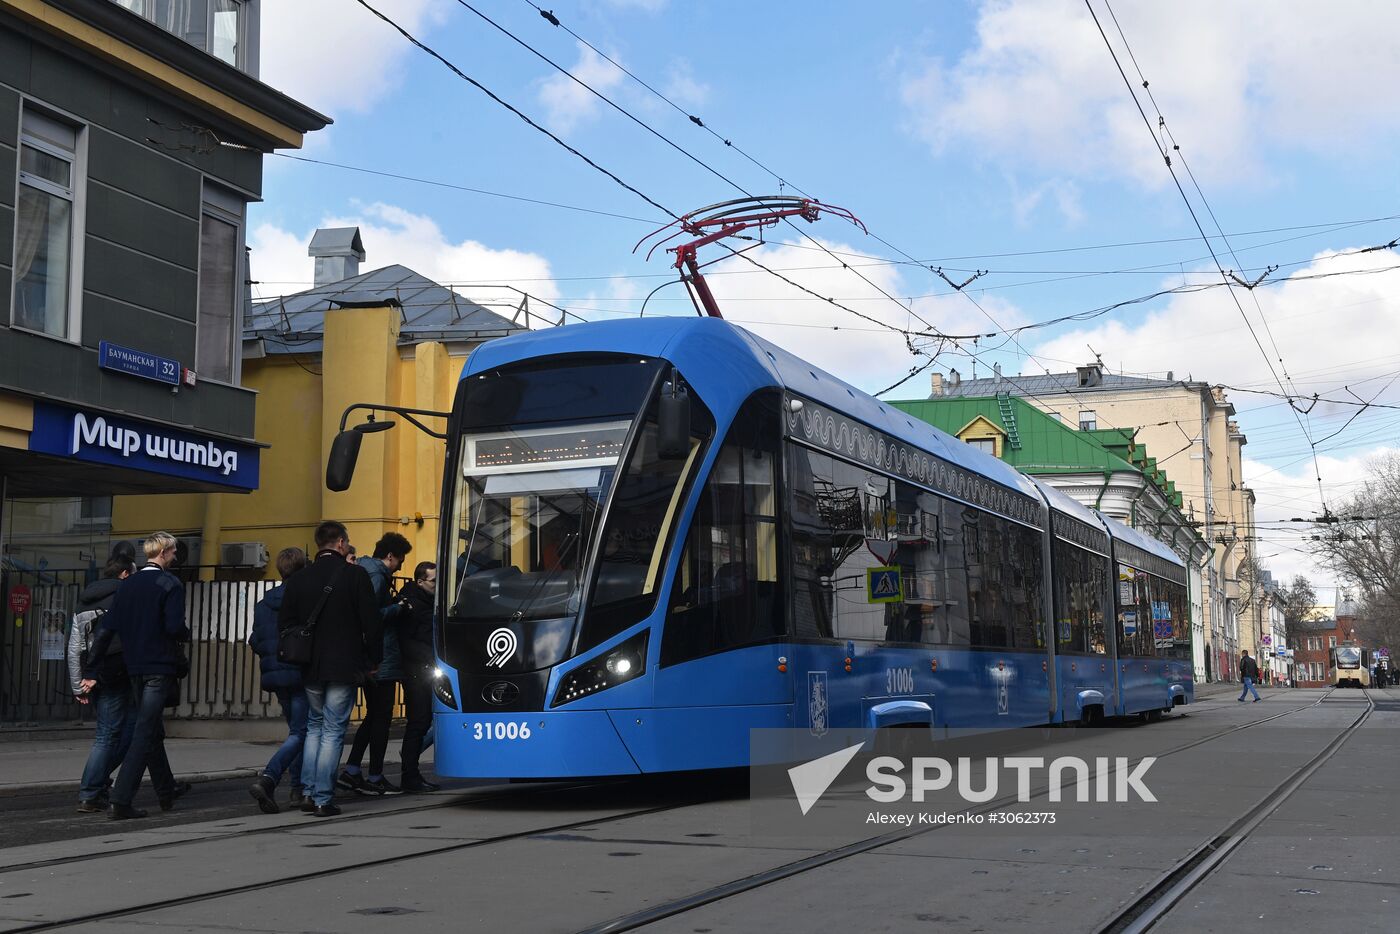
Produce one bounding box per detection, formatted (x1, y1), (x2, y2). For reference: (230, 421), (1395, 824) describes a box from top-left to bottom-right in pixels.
(113, 306), (466, 579)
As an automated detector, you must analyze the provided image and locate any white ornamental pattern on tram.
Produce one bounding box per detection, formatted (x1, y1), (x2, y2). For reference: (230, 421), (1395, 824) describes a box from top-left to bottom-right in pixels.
(786, 398), (1040, 527)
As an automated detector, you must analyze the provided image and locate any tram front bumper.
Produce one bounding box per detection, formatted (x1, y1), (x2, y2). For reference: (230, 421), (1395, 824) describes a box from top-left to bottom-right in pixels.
(433, 710), (642, 779)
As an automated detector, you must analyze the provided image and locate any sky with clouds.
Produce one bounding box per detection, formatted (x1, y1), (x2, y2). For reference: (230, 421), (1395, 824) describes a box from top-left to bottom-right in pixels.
(251, 0), (1400, 592)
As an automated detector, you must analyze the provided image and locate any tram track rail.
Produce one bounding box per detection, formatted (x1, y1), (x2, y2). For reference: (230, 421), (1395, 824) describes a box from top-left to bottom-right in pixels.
(0, 691), (1343, 933)
(0, 779), (600, 877)
(1095, 688), (1375, 934)
(571, 689), (1347, 934)
(1, 794), (710, 934)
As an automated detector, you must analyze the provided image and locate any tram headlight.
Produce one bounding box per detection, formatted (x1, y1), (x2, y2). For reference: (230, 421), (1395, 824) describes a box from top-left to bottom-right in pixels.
(432, 667), (458, 710)
(552, 631), (649, 707)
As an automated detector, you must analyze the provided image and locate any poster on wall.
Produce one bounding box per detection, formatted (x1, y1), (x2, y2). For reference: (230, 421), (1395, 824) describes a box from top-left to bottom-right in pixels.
(38, 609), (66, 661)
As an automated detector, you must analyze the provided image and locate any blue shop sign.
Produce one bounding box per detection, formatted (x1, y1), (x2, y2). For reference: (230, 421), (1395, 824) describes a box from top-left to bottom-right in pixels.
(28, 402), (259, 491)
(98, 341), (181, 386)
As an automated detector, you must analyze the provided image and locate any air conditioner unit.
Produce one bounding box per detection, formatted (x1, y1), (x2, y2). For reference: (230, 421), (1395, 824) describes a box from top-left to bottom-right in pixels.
(221, 542), (269, 568)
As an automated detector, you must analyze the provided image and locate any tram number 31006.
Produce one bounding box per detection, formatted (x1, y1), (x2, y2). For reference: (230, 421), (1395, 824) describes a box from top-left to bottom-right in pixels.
(886, 667), (915, 695)
(471, 721), (533, 740)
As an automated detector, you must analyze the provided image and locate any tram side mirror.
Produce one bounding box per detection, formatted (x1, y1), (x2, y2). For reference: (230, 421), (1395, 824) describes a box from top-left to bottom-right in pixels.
(326, 430), (363, 492)
(657, 379), (691, 460)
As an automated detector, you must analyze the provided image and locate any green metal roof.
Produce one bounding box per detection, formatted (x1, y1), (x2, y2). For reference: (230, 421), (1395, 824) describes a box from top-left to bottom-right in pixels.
(889, 395), (1139, 476)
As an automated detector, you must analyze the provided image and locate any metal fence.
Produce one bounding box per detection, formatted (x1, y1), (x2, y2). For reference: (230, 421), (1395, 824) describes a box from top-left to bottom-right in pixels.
(1, 572), (284, 723)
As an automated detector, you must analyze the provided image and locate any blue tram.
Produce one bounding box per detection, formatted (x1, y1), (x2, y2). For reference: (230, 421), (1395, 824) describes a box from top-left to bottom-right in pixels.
(375, 317), (1193, 778)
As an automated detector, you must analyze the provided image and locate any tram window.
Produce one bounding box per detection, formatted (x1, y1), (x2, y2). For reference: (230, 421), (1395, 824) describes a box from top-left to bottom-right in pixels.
(661, 393), (782, 667)
(579, 395), (714, 653)
(1053, 540), (1108, 655)
(1115, 565), (1158, 658)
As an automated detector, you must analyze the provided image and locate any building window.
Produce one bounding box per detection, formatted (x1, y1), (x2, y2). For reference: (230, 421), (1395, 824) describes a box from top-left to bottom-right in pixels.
(196, 185), (245, 384)
(965, 437), (996, 456)
(1078, 410), (1097, 431)
(1328, 635), (1336, 648)
(112, 1), (247, 68)
(13, 106), (84, 341)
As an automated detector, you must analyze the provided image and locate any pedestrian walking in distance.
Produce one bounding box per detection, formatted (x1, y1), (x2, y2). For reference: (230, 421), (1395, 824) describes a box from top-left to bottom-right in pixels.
(281, 521), (381, 817)
(248, 547), (309, 814)
(83, 532), (192, 820)
(1238, 650), (1262, 703)
(395, 561), (440, 792)
(340, 533), (411, 797)
(70, 554), (136, 812)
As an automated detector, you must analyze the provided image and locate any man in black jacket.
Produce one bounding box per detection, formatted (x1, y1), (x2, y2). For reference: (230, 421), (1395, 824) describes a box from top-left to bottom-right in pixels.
(279, 520), (381, 817)
(395, 561), (439, 792)
(84, 532), (191, 820)
(70, 555), (135, 812)
(1238, 650), (1261, 703)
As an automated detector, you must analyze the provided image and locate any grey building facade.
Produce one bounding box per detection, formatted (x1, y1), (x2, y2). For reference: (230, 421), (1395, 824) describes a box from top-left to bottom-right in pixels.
(0, 0), (326, 720)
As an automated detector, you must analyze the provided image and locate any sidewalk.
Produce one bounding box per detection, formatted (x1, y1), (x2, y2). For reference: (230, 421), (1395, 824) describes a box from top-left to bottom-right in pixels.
(0, 731), (432, 798)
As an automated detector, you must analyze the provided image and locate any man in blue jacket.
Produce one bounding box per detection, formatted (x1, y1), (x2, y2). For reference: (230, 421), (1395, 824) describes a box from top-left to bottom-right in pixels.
(83, 532), (190, 820)
(248, 547), (308, 814)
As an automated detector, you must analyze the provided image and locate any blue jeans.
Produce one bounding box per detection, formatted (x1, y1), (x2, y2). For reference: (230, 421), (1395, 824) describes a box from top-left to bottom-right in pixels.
(1238, 677), (1260, 701)
(78, 686), (136, 802)
(111, 675), (177, 808)
(301, 682), (356, 806)
(263, 687), (309, 790)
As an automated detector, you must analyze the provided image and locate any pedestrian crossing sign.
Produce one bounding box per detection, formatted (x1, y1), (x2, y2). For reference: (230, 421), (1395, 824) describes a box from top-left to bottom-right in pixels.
(867, 566), (903, 603)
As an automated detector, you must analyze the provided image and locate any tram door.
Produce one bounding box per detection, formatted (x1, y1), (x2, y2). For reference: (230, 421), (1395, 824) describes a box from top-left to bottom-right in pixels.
(652, 394), (793, 712)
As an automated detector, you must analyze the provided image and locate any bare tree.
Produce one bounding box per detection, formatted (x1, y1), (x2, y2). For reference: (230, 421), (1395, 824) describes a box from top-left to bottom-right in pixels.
(1315, 451), (1400, 611)
(1275, 574), (1317, 644)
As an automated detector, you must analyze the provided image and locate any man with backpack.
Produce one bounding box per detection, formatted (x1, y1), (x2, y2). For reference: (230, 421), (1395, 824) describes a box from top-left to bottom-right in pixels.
(248, 547), (309, 814)
(83, 532), (192, 820)
(69, 555), (136, 812)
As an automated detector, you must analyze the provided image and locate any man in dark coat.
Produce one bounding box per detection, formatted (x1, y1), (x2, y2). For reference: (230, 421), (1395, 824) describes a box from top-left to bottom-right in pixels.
(70, 555), (136, 812)
(395, 561), (439, 792)
(83, 532), (191, 820)
(279, 520), (381, 817)
(248, 547), (308, 814)
(1238, 650), (1261, 703)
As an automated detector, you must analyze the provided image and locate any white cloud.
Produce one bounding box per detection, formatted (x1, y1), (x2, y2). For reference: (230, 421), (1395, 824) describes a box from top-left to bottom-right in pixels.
(662, 61), (710, 110)
(260, 0), (448, 116)
(248, 203), (559, 310)
(900, 0), (1400, 187)
(537, 43), (627, 134)
(1244, 448), (1398, 590)
(1032, 248), (1400, 401)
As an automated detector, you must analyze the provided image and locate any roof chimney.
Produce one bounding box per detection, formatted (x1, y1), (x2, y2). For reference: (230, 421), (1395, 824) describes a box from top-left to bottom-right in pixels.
(930, 372), (944, 397)
(1076, 361), (1104, 387)
(993, 362), (1002, 383)
(948, 368), (961, 389)
(308, 227), (366, 288)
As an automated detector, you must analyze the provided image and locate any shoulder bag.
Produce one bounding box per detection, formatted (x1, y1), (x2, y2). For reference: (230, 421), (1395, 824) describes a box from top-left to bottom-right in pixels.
(278, 564), (344, 665)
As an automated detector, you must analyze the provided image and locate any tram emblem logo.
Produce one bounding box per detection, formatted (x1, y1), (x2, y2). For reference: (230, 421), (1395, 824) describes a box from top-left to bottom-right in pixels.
(485, 628), (518, 668)
(808, 672), (829, 737)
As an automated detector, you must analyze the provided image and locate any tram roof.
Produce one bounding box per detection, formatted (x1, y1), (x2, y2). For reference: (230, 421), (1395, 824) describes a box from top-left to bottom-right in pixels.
(463, 317), (1044, 502)
(1028, 476), (1108, 531)
(1100, 510), (1185, 569)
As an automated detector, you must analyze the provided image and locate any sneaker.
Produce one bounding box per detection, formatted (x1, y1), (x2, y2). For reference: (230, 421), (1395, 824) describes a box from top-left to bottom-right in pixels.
(312, 803), (342, 817)
(1253, 697), (1261, 702)
(362, 777), (402, 796)
(76, 799), (108, 814)
(249, 775), (280, 815)
(400, 777), (441, 793)
(334, 772), (364, 795)
(300, 798), (318, 814)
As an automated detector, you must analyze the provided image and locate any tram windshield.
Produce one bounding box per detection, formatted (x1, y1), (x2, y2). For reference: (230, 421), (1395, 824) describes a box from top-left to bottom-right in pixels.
(1335, 646), (1362, 668)
(451, 421), (629, 623)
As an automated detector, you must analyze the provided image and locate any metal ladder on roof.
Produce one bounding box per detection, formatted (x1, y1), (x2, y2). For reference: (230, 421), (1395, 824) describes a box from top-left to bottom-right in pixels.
(997, 392), (1022, 450)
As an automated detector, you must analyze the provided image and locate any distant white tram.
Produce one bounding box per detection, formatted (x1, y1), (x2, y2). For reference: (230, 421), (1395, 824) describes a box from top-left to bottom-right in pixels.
(1329, 643), (1372, 688)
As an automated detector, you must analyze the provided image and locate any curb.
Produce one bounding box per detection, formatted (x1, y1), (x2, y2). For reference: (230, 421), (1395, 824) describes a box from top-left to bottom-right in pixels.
(0, 767), (262, 799)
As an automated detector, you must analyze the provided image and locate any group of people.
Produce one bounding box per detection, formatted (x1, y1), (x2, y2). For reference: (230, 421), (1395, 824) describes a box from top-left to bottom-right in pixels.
(246, 522), (440, 817)
(67, 521), (441, 820)
(68, 532), (193, 819)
